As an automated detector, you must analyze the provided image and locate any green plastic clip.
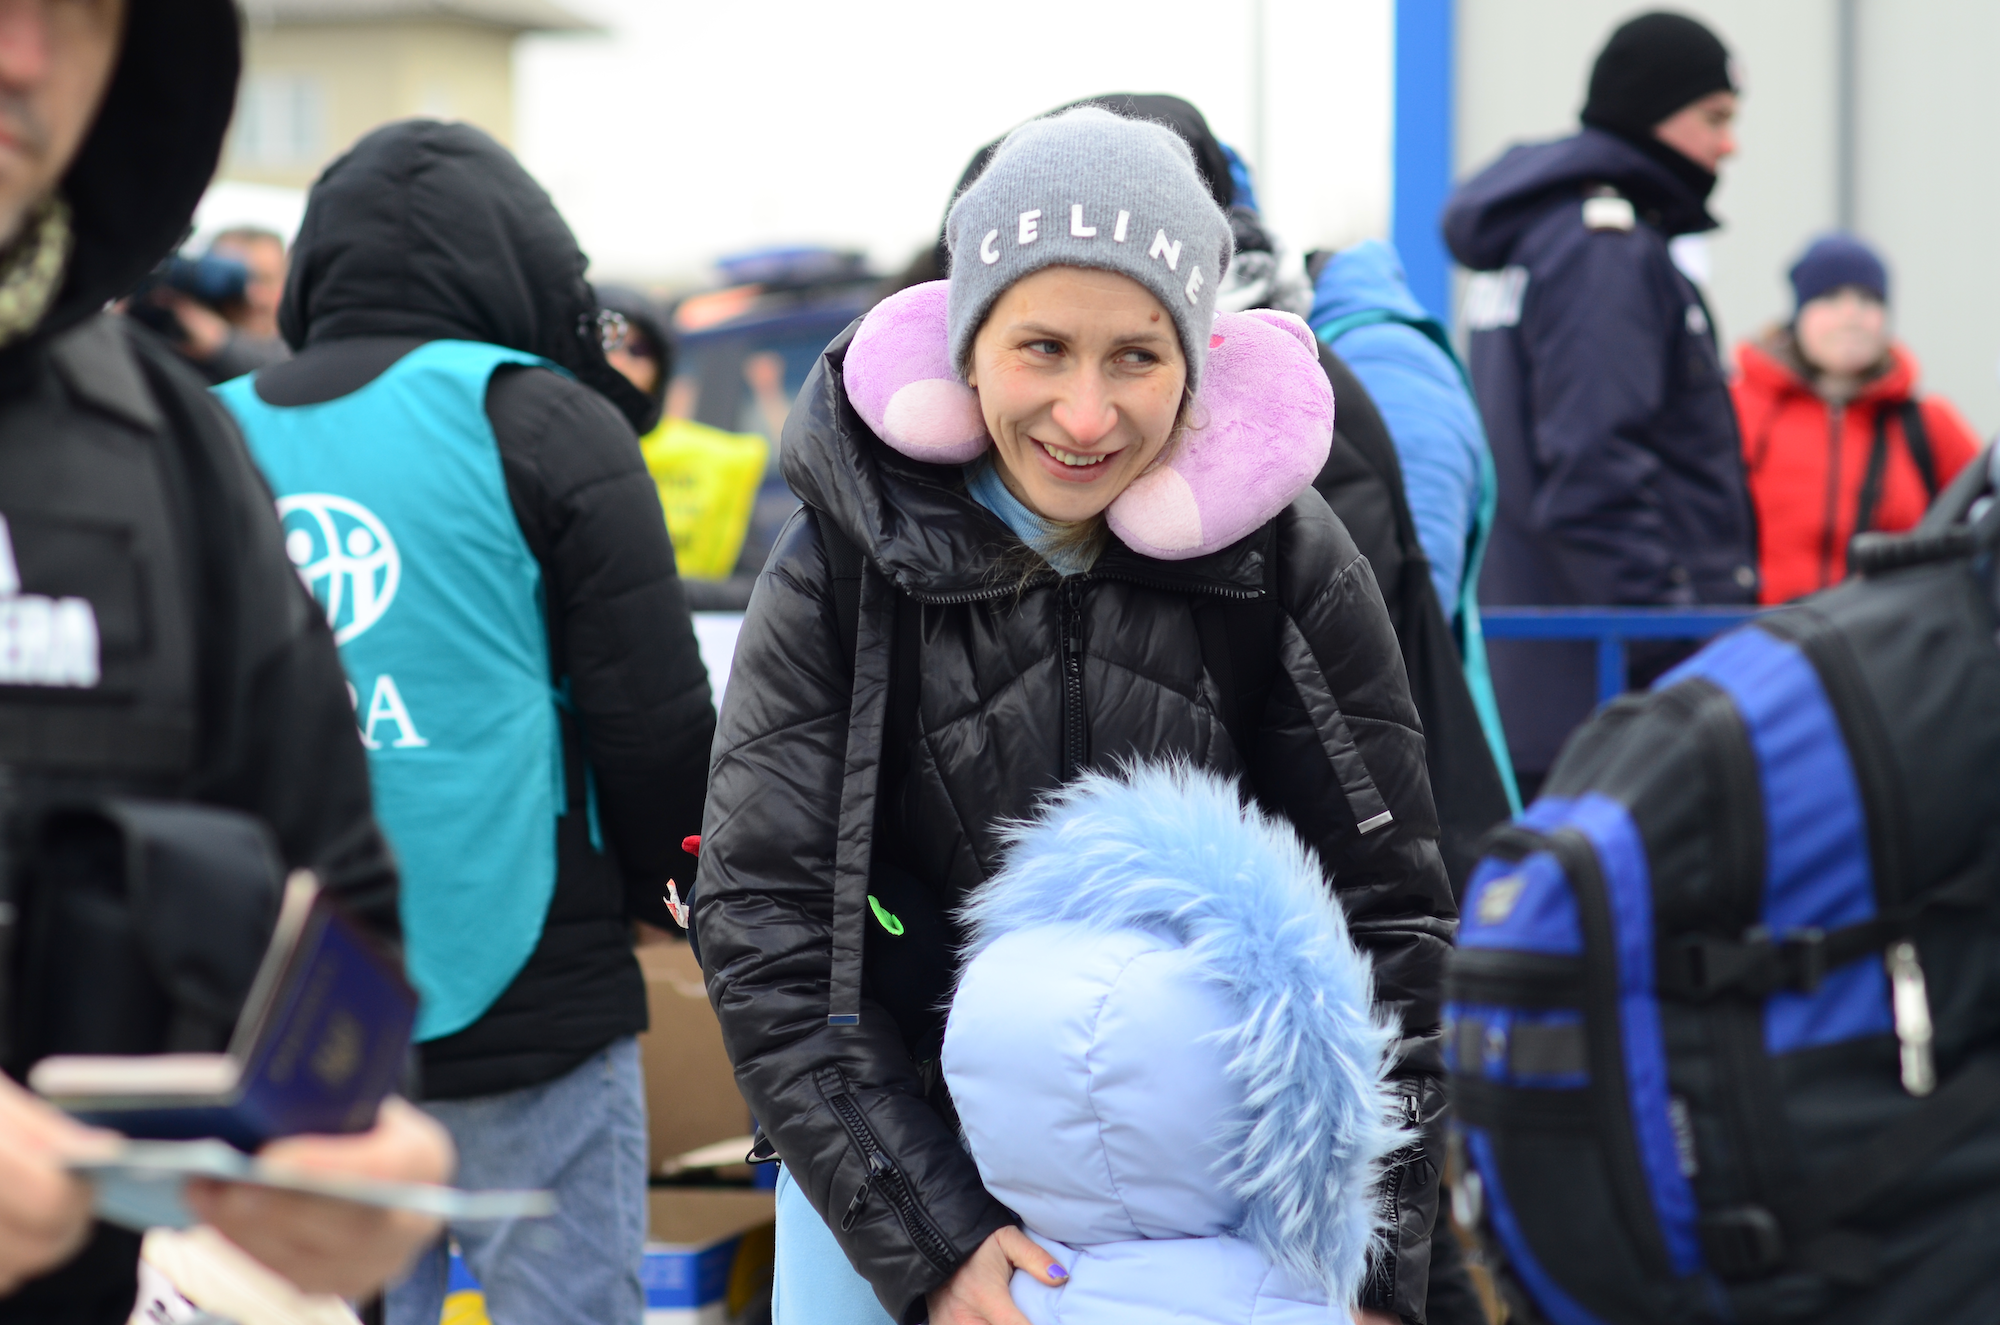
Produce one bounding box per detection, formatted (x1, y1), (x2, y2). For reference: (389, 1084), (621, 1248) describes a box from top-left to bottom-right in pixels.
(867, 895), (905, 936)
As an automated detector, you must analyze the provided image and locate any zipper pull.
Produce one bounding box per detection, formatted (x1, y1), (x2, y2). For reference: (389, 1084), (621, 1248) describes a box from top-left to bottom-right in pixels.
(840, 1152), (893, 1231)
(1885, 939), (1936, 1097)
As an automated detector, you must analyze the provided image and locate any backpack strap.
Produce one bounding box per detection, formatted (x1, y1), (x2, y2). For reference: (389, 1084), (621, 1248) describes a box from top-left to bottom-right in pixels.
(1853, 406), (1895, 539)
(1192, 529), (1282, 756)
(1855, 401), (1942, 539)
(811, 507), (921, 1027)
(1901, 399), (1939, 498)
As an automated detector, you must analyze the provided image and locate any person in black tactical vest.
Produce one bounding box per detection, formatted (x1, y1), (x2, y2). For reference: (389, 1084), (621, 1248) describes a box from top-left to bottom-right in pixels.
(0, 2), (453, 1320)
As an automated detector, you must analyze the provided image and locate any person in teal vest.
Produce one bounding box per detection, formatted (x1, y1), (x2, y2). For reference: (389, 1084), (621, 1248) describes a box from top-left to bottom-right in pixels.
(218, 121), (716, 1325)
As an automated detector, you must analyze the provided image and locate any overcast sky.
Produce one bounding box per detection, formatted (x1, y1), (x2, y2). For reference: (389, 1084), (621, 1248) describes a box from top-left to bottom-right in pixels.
(515, 0), (1393, 286)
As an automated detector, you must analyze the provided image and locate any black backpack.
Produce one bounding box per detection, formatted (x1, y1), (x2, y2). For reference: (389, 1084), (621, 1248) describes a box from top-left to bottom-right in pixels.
(1446, 448), (2000, 1324)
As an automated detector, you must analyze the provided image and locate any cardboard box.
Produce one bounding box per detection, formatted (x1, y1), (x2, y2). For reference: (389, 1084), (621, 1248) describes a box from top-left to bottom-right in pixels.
(644, 1188), (777, 1323)
(440, 1190), (776, 1325)
(637, 940), (753, 1176)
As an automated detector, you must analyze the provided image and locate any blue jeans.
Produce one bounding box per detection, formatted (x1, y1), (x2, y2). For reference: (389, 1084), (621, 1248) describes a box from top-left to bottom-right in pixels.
(773, 1166), (896, 1325)
(386, 1037), (648, 1325)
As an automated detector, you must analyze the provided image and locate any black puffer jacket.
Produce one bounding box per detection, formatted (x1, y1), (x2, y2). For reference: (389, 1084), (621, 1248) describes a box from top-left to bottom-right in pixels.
(697, 326), (1457, 1321)
(266, 122), (715, 1099)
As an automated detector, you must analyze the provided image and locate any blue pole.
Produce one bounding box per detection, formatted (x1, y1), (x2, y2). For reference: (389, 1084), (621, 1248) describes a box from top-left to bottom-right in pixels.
(1392, 0), (1456, 327)
(1596, 636), (1627, 704)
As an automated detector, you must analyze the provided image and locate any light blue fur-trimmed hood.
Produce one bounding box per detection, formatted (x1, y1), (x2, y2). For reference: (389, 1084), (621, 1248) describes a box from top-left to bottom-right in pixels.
(948, 764), (1406, 1310)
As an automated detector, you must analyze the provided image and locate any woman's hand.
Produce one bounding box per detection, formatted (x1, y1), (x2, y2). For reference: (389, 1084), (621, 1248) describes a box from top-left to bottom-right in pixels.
(0, 1075), (115, 1294)
(185, 1097), (455, 1299)
(926, 1226), (1068, 1325)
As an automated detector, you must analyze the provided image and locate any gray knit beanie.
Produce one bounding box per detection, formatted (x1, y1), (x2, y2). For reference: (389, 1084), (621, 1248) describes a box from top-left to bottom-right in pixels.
(945, 106), (1234, 388)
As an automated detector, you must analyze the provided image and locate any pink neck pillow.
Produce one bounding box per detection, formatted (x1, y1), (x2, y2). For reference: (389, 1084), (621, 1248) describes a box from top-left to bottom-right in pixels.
(843, 280), (1333, 561)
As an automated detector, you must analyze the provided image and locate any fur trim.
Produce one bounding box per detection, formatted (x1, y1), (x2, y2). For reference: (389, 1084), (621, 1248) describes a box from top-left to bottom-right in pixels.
(957, 763), (1405, 1307)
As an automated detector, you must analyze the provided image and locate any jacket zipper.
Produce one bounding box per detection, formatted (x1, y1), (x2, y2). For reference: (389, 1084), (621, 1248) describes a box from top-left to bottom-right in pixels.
(818, 1068), (958, 1270)
(1058, 577), (1087, 780)
(1817, 404), (1846, 590)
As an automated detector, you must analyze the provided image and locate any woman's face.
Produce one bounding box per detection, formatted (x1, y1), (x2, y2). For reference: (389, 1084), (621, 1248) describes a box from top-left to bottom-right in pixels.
(966, 265), (1186, 524)
(1796, 286), (1889, 379)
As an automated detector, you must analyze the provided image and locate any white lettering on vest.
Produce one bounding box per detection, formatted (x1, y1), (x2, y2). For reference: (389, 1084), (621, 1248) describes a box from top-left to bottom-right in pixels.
(1018, 210), (1041, 245)
(359, 673), (428, 750)
(0, 514), (99, 688)
(1462, 266), (1530, 332)
(1113, 210), (1130, 243)
(1070, 205), (1096, 238)
(1149, 229), (1181, 271)
(979, 229), (1001, 265)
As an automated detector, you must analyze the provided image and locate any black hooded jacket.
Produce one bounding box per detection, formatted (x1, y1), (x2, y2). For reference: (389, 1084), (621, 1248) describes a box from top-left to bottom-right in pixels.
(696, 327), (1456, 1321)
(1, 6), (400, 1320)
(250, 121), (716, 1099)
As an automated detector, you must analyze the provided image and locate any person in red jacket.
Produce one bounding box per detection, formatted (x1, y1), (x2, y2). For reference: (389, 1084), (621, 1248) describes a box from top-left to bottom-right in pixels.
(1735, 233), (1981, 603)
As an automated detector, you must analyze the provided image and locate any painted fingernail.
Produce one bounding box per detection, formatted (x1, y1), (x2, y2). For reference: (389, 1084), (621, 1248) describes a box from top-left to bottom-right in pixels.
(1048, 1263), (1068, 1281)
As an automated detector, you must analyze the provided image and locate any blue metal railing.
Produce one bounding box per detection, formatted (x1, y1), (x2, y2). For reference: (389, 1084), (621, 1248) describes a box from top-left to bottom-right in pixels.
(1479, 607), (1764, 703)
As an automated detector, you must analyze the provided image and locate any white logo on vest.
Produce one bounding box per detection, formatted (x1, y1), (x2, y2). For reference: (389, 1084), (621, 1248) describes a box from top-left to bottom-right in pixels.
(278, 494), (401, 645)
(0, 513), (99, 688)
(277, 495), (427, 750)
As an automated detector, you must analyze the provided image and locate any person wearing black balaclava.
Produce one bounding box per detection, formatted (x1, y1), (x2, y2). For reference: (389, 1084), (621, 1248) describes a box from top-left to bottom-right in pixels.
(1443, 10), (1758, 800)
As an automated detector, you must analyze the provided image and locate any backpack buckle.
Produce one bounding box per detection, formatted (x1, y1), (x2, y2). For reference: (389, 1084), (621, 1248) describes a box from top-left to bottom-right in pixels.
(1699, 1206), (1786, 1279)
(1660, 927), (1828, 1000)
(1768, 926), (1829, 993)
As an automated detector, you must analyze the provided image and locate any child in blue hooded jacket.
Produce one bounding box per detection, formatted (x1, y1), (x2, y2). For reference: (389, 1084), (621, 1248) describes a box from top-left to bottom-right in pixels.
(942, 765), (1405, 1323)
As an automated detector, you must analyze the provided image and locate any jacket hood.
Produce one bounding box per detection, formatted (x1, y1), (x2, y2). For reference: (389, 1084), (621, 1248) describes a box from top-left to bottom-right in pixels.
(280, 119), (656, 432)
(943, 765), (1405, 1308)
(1736, 332), (1916, 407)
(1308, 239), (1429, 329)
(1444, 128), (1717, 272)
(782, 324), (1274, 598)
(33, 0), (240, 350)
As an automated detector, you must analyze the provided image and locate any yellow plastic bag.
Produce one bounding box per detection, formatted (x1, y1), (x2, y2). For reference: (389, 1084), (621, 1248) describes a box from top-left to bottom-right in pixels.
(639, 417), (770, 581)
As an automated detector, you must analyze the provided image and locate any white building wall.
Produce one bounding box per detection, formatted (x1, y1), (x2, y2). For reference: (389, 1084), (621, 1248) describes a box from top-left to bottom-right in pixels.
(1852, 1), (2000, 435)
(1457, 0), (1996, 434)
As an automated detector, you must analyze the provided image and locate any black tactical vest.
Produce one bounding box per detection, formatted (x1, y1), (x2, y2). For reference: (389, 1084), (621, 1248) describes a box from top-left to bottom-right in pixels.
(0, 316), (200, 801)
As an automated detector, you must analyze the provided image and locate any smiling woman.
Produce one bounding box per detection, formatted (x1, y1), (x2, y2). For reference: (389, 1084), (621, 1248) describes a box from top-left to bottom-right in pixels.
(697, 105), (1454, 1325)
(966, 265), (1185, 531)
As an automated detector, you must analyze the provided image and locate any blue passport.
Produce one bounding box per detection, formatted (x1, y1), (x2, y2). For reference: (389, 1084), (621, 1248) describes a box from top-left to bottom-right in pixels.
(29, 873), (417, 1150)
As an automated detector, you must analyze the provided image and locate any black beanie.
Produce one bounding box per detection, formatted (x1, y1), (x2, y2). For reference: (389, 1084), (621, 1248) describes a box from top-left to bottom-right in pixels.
(1581, 11), (1736, 139)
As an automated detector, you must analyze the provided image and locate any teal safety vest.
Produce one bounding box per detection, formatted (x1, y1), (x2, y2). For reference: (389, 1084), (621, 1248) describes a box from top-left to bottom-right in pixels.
(218, 340), (563, 1041)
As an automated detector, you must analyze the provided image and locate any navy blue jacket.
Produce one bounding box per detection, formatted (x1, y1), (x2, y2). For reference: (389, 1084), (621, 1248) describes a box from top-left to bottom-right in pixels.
(1443, 128), (1756, 775)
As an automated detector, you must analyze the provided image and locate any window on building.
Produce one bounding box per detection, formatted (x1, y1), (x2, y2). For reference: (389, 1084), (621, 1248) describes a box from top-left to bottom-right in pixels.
(233, 73), (327, 169)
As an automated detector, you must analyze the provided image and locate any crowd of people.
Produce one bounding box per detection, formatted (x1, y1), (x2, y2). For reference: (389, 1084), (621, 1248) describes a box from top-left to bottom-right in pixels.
(0, 3), (1993, 1325)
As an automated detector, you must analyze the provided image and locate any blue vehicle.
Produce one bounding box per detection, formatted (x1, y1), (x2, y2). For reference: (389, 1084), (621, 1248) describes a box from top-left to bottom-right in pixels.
(668, 248), (878, 608)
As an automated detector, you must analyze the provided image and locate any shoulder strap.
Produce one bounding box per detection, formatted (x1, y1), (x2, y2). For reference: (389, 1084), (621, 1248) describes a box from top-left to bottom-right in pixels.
(1901, 400), (1939, 498)
(1854, 406), (1895, 537)
(1194, 532), (1282, 755)
(810, 506), (921, 1027)
(1315, 306), (1474, 394)
(819, 507), (864, 667)
(1855, 401), (1944, 538)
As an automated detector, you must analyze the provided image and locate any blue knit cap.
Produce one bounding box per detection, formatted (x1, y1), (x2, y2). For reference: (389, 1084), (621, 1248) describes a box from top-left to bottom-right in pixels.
(1789, 234), (1888, 311)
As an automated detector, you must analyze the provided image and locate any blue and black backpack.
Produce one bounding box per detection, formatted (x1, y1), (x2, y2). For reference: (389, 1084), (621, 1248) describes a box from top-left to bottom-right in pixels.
(1447, 447), (2000, 1325)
